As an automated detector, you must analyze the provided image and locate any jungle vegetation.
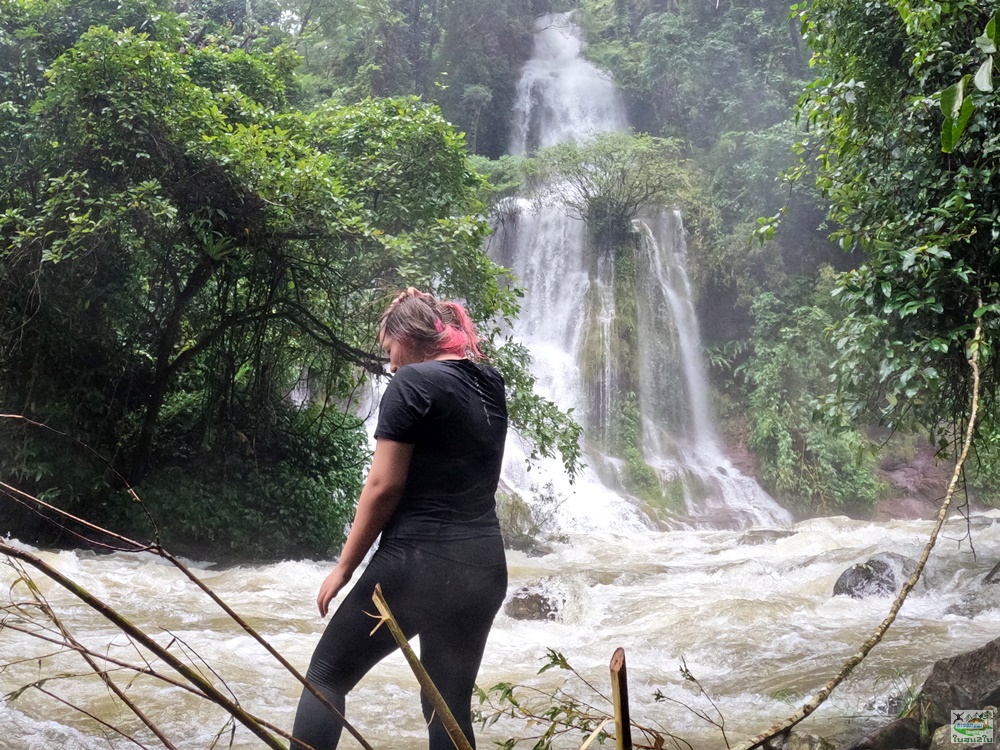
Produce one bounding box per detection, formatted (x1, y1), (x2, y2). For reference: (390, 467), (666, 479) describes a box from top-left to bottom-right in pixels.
(0, 0), (577, 557)
(2, 0), (998, 554)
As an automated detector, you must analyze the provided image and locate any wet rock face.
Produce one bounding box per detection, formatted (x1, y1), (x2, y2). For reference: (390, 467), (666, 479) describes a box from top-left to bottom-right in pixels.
(840, 717), (921, 750)
(920, 635), (1000, 728)
(773, 731), (836, 750)
(834, 559), (896, 599)
(833, 553), (918, 599)
(504, 585), (562, 621)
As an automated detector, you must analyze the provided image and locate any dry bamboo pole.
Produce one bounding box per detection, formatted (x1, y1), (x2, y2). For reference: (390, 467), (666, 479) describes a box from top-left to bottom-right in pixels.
(1, 543), (289, 750)
(610, 648), (633, 750)
(370, 583), (474, 750)
(734, 316), (986, 750)
(0, 473), (375, 750)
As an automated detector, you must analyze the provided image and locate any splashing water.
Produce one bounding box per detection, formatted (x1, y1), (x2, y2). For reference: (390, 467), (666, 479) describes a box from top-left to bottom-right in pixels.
(499, 13), (790, 530)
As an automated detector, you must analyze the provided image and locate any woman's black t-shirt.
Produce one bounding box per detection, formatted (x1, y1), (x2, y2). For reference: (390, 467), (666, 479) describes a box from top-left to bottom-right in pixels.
(374, 358), (508, 541)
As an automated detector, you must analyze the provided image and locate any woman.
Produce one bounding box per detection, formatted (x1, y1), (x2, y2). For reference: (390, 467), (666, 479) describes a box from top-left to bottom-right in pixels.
(292, 288), (509, 750)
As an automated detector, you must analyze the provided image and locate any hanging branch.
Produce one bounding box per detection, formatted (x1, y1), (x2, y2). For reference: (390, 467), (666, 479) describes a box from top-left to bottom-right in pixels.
(733, 312), (986, 750)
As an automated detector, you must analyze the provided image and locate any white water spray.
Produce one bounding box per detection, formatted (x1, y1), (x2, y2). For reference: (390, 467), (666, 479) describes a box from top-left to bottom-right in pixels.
(500, 13), (789, 529)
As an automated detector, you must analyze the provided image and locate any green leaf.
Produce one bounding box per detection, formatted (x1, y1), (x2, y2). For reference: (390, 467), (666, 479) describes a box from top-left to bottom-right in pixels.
(941, 87), (975, 153)
(977, 17), (998, 54)
(940, 77), (967, 120)
(974, 58), (994, 93)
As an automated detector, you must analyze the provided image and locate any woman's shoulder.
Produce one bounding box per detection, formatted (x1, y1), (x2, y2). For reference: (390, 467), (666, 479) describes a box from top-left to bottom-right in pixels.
(399, 359), (504, 390)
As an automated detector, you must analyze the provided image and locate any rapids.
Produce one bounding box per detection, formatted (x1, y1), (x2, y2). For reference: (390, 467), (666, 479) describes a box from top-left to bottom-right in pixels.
(4, 10), (997, 750)
(4, 514), (1000, 748)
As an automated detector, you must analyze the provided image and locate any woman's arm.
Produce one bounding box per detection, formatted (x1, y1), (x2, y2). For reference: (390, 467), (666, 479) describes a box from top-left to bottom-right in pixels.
(316, 438), (414, 616)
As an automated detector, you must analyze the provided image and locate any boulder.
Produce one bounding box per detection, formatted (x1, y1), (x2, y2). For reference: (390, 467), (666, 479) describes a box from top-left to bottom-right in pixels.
(771, 731), (835, 750)
(834, 559), (895, 599)
(833, 553), (918, 599)
(841, 717), (921, 750)
(504, 584), (563, 621)
(927, 715), (997, 749)
(505, 533), (555, 558)
(738, 529), (796, 546)
(927, 724), (950, 750)
(920, 636), (1000, 727)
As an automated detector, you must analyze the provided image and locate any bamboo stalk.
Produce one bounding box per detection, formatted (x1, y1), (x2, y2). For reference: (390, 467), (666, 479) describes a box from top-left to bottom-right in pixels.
(370, 584), (474, 750)
(0, 477), (374, 750)
(0, 543), (289, 750)
(734, 316), (986, 750)
(610, 648), (632, 750)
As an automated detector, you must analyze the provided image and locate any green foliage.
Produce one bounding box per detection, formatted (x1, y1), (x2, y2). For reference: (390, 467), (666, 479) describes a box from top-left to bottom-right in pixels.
(966, 419), (1000, 508)
(137, 407), (366, 558)
(580, 0), (810, 144)
(0, 1), (581, 554)
(491, 339), (584, 480)
(936, 13), (996, 152)
(791, 0), (999, 439)
(474, 650), (620, 750)
(745, 289), (882, 515)
(434, 0), (537, 157)
(281, 0), (538, 156)
(531, 132), (690, 246)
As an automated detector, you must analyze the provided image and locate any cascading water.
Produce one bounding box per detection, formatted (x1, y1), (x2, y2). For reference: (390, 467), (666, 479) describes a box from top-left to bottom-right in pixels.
(509, 13), (627, 154)
(637, 211), (793, 528)
(498, 12), (790, 530)
(9, 13), (997, 750)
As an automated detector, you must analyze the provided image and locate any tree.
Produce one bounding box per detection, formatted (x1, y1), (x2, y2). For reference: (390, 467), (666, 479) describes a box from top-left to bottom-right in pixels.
(791, 1), (999, 441)
(531, 132), (692, 248)
(745, 285), (882, 515)
(0, 0), (578, 556)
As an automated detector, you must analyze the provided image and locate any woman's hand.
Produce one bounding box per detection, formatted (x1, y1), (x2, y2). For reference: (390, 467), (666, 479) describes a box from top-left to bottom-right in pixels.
(315, 439), (413, 618)
(317, 565), (352, 617)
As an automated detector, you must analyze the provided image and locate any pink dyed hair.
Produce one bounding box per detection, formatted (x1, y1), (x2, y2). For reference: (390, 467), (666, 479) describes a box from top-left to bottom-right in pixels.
(380, 290), (484, 361)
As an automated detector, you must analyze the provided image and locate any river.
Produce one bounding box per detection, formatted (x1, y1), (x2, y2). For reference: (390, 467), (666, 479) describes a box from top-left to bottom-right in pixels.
(5, 10), (1000, 750)
(4, 513), (1000, 748)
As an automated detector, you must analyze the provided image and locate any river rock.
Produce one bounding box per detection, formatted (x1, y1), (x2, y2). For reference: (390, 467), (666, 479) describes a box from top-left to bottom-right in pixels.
(738, 529), (796, 546)
(504, 583), (563, 621)
(927, 724), (950, 750)
(771, 731), (835, 750)
(505, 533), (555, 557)
(927, 718), (997, 749)
(986, 560), (1000, 585)
(841, 717), (921, 750)
(920, 635), (1000, 727)
(834, 559), (895, 598)
(833, 553), (918, 599)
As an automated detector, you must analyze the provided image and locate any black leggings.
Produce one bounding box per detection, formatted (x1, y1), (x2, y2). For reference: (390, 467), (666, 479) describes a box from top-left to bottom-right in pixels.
(291, 536), (507, 750)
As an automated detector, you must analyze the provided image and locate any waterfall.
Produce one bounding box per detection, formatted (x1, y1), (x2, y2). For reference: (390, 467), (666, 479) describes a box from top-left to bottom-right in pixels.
(497, 12), (790, 530)
(509, 12), (626, 154)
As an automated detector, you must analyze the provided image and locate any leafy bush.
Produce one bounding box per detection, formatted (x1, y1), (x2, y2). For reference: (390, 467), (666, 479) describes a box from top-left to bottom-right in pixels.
(746, 290), (882, 515)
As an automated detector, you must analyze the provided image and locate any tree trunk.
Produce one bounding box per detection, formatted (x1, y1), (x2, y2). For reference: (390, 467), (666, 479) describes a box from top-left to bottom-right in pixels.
(129, 257), (219, 482)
